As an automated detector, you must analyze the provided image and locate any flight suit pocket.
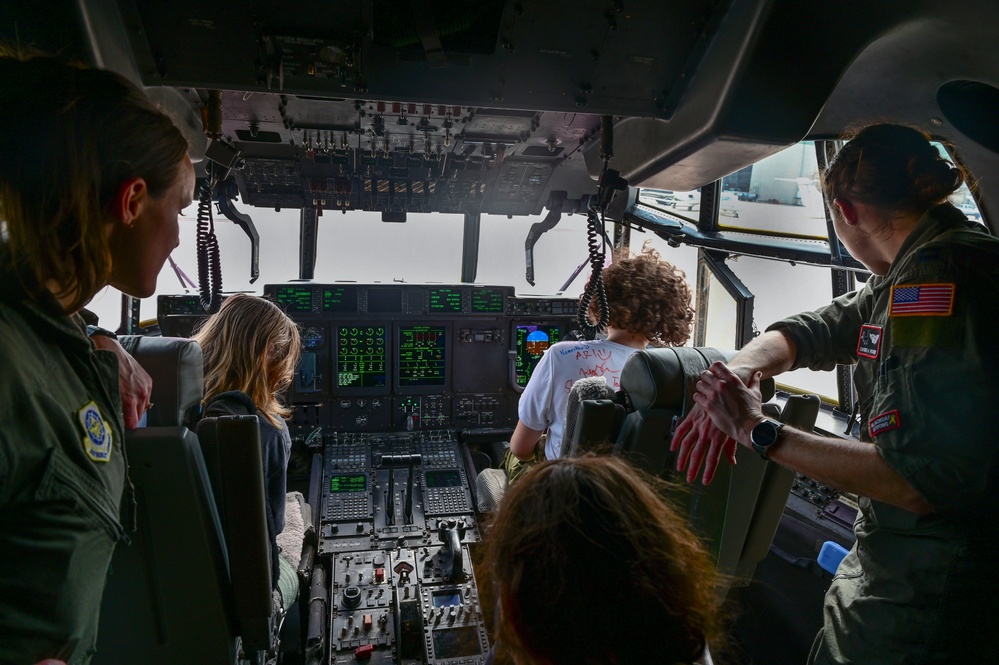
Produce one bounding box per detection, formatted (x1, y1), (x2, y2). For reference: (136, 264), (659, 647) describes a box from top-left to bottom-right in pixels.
(34, 447), (124, 542)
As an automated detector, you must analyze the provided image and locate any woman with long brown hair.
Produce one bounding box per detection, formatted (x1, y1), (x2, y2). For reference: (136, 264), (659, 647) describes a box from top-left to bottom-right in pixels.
(192, 293), (302, 603)
(479, 454), (723, 664)
(0, 49), (192, 664)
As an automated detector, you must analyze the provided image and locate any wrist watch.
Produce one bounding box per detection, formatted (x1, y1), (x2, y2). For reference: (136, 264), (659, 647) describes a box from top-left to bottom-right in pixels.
(750, 418), (784, 460)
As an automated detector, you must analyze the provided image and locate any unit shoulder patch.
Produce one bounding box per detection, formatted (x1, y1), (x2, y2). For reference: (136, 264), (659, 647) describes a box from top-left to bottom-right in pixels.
(77, 400), (113, 463)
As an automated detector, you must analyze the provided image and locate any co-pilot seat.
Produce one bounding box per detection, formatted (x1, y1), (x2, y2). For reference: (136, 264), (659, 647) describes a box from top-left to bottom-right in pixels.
(566, 347), (819, 592)
(95, 336), (280, 664)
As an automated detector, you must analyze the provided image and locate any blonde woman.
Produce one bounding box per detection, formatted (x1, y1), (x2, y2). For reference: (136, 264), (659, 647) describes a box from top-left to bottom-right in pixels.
(193, 293), (301, 599)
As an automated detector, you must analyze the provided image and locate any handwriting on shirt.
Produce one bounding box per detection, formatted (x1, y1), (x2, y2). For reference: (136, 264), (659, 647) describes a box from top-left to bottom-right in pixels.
(561, 345), (623, 392)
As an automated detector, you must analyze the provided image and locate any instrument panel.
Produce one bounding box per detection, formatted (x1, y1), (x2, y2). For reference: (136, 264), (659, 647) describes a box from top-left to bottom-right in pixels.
(157, 285), (580, 663)
(320, 430), (488, 664)
(252, 284), (579, 439)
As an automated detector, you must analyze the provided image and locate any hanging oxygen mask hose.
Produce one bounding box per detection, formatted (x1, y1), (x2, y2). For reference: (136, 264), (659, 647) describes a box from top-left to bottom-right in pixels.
(196, 163), (223, 313)
(196, 90), (242, 314)
(576, 115), (627, 338)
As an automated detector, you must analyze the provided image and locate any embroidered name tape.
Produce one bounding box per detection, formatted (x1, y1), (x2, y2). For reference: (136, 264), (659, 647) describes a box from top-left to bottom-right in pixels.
(77, 400), (113, 463)
(869, 409), (901, 438)
(890, 283), (954, 317)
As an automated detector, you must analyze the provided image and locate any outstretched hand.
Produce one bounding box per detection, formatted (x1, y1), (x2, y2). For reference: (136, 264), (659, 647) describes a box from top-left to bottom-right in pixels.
(672, 362), (765, 485)
(672, 402), (738, 486)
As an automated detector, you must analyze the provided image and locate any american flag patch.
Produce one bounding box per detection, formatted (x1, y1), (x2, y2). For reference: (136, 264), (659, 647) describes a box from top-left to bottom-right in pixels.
(889, 283), (955, 317)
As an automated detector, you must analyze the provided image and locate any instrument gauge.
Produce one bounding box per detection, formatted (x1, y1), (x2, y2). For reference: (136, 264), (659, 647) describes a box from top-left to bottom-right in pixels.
(302, 325), (325, 350)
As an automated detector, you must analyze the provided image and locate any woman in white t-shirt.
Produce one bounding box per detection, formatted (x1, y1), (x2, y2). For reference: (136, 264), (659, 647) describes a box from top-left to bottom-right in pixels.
(510, 242), (694, 463)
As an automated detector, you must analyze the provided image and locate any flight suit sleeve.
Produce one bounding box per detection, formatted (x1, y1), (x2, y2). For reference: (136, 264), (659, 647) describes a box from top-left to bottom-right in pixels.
(517, 347), (555, 432)
(869, 273), (999, 512)
(766, 288), (869, 371)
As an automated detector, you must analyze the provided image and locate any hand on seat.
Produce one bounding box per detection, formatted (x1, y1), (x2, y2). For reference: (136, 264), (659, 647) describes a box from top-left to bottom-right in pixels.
(92, 334), (154, 429)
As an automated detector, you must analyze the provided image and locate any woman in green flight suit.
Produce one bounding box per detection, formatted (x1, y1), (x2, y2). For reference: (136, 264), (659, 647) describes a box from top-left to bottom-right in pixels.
(0, 49), (194, 664)
(673, 123), (999, 663)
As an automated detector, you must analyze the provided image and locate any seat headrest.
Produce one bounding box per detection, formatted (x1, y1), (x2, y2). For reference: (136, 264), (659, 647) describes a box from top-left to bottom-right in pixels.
(119, 335), (204, 428)
(620, 347), (775, 412)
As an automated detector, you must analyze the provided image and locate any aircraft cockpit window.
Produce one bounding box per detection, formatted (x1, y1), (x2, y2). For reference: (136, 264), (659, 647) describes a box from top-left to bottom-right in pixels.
(932, 143), (986, 225)
(476, 214), (592, 296)
(717, 141), (827, 238)
(951, 183), (985, 225)
(728, 256), (842, 403)
(695, 259), (744, 352)
(638, 187), (703, 219)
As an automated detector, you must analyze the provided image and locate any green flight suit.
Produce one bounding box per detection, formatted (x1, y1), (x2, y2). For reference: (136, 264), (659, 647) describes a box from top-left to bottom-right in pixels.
(0, 260), (128, 665)
(769, 204), (999, 664)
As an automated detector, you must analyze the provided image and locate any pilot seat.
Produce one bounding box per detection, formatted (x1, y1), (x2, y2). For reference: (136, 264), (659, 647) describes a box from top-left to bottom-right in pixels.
(480, 345), (819, 596)
(95, 335), (317, 664)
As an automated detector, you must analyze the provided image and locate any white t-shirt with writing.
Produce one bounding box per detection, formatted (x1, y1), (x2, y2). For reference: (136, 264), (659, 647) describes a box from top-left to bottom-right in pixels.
(518, 339), (642, 460)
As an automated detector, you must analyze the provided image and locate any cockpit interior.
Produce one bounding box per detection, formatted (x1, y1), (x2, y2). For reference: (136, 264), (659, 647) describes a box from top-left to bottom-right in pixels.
(5, 0), (998, 663)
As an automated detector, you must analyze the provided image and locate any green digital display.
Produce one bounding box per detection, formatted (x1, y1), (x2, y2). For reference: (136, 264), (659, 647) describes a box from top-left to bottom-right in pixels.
(429, 288), (463, 313)
(322, 286), (358, 313)
(337, 326), (387, 388)
(274, 286), (314, 313)
(329, 474), (367, 493)
(398, 325), (447, 387)
(471, 289), (505, 313)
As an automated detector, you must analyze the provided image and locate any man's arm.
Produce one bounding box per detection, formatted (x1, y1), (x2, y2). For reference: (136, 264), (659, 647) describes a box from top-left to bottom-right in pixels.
(693, 362), (933, 514)
(91, 334), (153, 429)
(672, 330), (797, 484)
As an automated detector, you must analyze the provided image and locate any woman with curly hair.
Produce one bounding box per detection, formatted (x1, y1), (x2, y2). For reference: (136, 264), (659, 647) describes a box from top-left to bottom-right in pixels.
(510, 240), (693, 462)
(479, 454), (722, 664)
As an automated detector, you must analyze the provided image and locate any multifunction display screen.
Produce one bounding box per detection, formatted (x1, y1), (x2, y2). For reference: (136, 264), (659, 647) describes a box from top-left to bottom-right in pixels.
(429, 288), (463, 313)
(432, 589), (463, 607)
(433, 626), (482, 659)
(514, 324), (561, 387)
(471, 289), (505, 313)
(337, 326), (388, 388)
(329, 474), (367, 493)
(425, 469), (462, 488)
(398, 325), (447, 387)
(367, 288), (402, 313)
(322, 286), (358, 313)
(273, 286), (314, 313)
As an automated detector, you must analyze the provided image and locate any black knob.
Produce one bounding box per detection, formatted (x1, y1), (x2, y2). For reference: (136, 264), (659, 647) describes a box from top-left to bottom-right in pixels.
(342, 585), (362, 609)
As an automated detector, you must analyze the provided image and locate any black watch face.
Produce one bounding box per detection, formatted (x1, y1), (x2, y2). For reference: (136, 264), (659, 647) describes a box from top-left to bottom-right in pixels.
(753, 421), (780, 447)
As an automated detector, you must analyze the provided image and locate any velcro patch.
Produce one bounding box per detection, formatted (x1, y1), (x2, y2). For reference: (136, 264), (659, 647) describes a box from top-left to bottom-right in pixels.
(869, 409), (901, 438)
(890, 283), (954, 317)
(856, 324), (883, 360)
(78, 400), (113, 463)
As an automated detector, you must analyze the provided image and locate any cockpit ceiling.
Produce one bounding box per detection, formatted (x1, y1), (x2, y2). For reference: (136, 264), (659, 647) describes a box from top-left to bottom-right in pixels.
(6, 0), (999, 205)
(122, 0), (718, 118)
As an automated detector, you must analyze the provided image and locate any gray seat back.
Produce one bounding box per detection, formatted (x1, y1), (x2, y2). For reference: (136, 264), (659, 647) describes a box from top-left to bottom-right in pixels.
(195, 414), (275, 651)
(96, 426), (235, 664)
(614, 347), (802, 591)
(96, 336), (239, 663)
(117, 334), (203, 428)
